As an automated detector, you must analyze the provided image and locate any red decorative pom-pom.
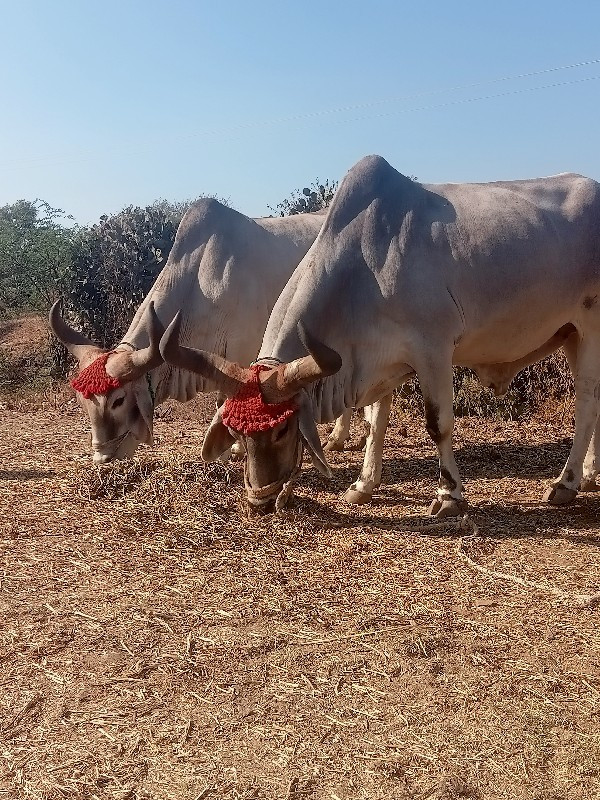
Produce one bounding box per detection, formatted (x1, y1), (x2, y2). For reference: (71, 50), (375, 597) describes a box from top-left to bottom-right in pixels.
(70, 352), (122, 399)
(222, 365), (296, 434)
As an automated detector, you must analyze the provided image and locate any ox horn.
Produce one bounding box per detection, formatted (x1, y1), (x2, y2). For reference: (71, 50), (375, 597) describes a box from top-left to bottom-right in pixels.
(159, 311), (250, 397)
(127, 302), (164, 374)
(103, 301), (165, 383)
(49, 300), (102, 363)
(259, 322), (342, 403)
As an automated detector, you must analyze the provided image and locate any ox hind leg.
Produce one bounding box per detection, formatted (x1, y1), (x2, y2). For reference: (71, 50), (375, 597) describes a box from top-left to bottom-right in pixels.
(549, 331), (600, 496)
(344, 395), (393, 504)
(324, 409), (353, 451)
(416, 355), (467, 518)
(563, 332), (600, 492)
(544, 331), (600, 504)
(325, 408), (372, 452)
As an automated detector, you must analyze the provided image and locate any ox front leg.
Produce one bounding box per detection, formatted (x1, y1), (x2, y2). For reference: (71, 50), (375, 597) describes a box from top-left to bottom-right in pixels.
(355, 406), (371, 450)
(419, 361), (467, 518)
(544, 339), (600, 504)
(324, 408), (353, 451)
(581, 421), (600, 492)
(344, 395), (392, 504)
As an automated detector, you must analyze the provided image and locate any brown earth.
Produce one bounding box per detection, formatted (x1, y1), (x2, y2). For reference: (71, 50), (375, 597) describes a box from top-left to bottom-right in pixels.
(0, 315), (48, 360)
(1, 383), (599, 800)
(0, 315), (54, 398)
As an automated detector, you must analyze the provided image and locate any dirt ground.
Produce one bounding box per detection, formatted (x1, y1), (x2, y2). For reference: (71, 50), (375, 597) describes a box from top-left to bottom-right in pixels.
(1, 380), (599, 799)
(0, 317), (48, 360)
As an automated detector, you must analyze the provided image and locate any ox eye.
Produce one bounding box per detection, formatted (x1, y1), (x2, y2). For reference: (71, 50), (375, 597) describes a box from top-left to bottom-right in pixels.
(111, 396), (125, 409)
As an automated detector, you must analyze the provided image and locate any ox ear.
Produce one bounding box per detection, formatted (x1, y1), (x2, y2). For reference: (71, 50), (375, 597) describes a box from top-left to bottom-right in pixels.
(297, 392), (332, 478)
(134, 381), (154, 444)
(202, 406), (236, 462)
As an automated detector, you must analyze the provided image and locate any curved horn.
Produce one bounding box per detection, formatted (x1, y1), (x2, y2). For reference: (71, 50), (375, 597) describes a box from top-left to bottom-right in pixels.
(296, 322), (343, 377)
(260, 322), (342, 402)
(102, 301), (165, 384)
(48, 300), (102, 363)
(128, 302), (165, 374)
(159, 311), (249, 396)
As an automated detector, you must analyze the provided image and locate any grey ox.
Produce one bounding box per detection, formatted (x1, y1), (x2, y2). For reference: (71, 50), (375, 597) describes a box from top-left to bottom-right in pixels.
(50, 199), (364, 466)
(159, 155), (600, 515)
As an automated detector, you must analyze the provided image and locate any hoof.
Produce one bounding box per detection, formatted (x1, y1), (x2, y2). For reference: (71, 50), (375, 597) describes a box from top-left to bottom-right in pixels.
(324, 439), (345, 452)
(428, 497), (468, 518)
(543, 483), (578, 505)
(344, 488), (372, 505)
(580, 476), (599, 493)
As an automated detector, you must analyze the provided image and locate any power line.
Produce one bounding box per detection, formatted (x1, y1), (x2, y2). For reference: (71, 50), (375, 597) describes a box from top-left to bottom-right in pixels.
(330, 73), (600, 127)
(1, 58), (599, 172)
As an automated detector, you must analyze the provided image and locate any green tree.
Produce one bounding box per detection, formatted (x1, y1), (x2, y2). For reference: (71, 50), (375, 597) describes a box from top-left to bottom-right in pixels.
(269, 179), (337, 216)
(0, 199), (74, 319)
(51, 195), (229, 376)
(62, 205), (178, 349)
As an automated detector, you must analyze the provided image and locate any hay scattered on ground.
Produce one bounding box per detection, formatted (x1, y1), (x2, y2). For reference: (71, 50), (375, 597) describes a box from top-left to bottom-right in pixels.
(1, 392), (599, 799)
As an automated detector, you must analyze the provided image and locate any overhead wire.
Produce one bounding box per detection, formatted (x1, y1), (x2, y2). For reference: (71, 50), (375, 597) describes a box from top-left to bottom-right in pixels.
(327, 73), (600, 128)
(1, 57), (599, 172)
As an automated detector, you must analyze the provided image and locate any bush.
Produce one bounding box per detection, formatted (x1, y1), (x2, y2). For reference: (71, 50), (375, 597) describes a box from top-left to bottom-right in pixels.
(269, 179), (337, 216)
(50, 203), (188, 377)
(396, 352), (574, 421)
(63, 205), (177, 348)
(0, 200), (74, 319)
(51, 197), (229, 377)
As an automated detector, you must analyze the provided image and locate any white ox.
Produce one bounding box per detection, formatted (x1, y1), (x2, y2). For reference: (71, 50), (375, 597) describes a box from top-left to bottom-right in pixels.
(159, 155), (600, 515)
(50, 199), (363, 463)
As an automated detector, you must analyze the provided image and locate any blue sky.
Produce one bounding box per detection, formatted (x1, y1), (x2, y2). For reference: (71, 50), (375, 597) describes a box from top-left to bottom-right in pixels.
(1, 0), (599, 225)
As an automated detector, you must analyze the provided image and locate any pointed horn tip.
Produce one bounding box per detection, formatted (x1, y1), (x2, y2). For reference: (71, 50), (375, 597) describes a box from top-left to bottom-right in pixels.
(49, 299), (62, 326)
(324, 351), (342, 377)
(159, 313), (182, 361)
(48, 300), (99, 355)
(297, 321), (342, 376)
(148, 300), (159, 323)
(146, 301), (165, 341)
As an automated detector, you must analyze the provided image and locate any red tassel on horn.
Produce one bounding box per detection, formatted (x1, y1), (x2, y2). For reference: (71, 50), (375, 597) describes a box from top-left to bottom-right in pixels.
(222, 365), (296, 434)
(70, 352), (122, 399)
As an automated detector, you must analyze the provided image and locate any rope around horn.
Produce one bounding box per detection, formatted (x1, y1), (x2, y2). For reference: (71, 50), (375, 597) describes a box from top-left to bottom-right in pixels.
(70, 352), (121, 398)
(222, 364), (296, 435)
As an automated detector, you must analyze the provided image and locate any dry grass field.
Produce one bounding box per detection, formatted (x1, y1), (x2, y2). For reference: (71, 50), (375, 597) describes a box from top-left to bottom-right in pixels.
(1, 324), (599, 800)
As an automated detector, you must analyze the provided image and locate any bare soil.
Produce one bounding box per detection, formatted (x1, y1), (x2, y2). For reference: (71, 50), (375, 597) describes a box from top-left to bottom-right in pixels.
(1, 385), (599, 800)
(0, 316), (54, 398)
(0, 316), (48, 360)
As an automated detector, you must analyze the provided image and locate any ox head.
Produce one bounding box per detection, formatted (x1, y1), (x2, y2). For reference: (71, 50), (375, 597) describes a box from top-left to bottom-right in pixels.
(159, 312), (342, 509)
(49, 301), (164, 463)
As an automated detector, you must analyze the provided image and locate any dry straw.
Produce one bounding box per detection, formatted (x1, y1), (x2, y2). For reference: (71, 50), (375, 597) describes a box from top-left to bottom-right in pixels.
(1, 387), (599, 799)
